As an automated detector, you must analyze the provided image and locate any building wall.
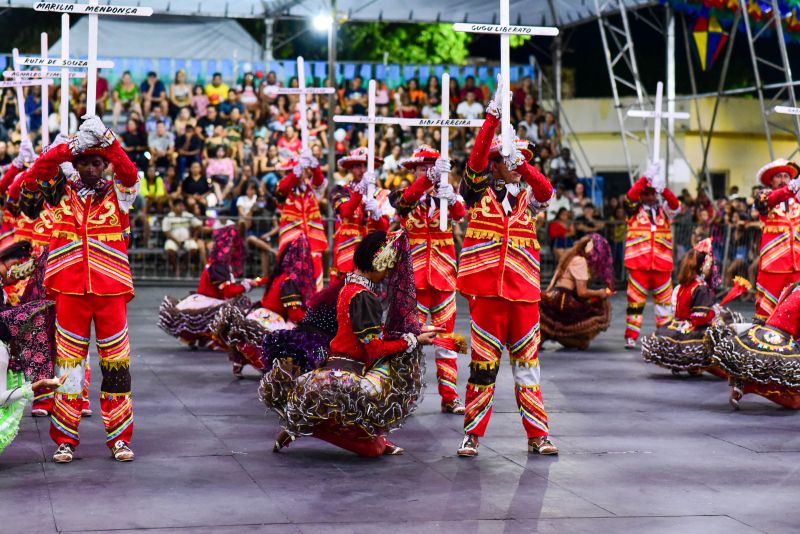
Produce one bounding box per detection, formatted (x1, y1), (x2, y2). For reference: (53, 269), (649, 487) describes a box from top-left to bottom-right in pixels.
(560, 96), (798, 194)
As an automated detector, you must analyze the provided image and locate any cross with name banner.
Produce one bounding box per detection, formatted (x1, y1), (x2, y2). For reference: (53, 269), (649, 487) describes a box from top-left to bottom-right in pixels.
(626, 81), (690, 171)
(34, 0), (153, 116)
(334, 75), (484, 230)
(264, 56), (335, 152)
(453, 1), (559, 157)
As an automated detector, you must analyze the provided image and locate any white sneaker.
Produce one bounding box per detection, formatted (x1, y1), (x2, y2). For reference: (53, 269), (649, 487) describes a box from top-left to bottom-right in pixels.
(624, 338), (637, 350)
(31, 408), (49, 417)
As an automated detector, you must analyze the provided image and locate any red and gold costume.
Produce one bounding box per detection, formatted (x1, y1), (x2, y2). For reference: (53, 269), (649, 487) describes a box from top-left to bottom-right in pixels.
(623, 175), (680, 341)
(753, 159), (800, 319)
(275, 163), (327, 289)
(390, 146), (466, 406)
(330, 148), (389, 283)
(23, 139), (138, 451)
(0, 163), (24, 249)
(457, 112), (554, 440)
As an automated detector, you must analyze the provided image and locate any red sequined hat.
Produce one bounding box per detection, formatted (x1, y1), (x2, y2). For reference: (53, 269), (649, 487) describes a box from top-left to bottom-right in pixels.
(337, 147), (383, 170)
(399, 145), (440, 170)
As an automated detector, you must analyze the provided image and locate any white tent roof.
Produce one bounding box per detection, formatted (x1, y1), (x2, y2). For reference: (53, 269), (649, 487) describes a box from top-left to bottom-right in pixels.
(8, 0), (653, 28)
(46, 16), (263, 60)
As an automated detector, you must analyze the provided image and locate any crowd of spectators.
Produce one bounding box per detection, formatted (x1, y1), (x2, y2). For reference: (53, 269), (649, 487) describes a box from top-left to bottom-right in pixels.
(0, 65), (572, 277)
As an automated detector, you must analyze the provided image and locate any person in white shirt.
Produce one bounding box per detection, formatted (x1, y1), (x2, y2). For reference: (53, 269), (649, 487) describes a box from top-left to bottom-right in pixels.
(456, 90), (484, 120)
(545, 183), (574, 222)
(162, 198), (202, 276)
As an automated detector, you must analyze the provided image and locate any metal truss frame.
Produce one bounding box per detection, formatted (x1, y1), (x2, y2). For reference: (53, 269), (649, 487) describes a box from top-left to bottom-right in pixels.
(740, 0), (800, 160)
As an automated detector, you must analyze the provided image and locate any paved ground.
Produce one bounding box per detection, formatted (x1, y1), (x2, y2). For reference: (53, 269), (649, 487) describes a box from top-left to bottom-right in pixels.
(0, 287), (797, 533)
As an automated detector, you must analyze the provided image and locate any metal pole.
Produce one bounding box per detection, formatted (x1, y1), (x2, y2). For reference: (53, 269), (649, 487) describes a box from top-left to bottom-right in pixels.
(665, 5), (674, 187)
(263, 18), (274, 62)
(553, 33), (562, 119)
(326, 0), (337, 255)
(770, 0), (800, 154)
(680, 13), (709, 186)
(740, 0), (774, 160)
(700, 8), (741, 198)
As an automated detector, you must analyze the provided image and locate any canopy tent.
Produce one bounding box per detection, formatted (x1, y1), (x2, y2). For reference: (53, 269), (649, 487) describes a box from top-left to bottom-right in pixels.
(6, 0), (653, 28)
(45, 16), (263, 61)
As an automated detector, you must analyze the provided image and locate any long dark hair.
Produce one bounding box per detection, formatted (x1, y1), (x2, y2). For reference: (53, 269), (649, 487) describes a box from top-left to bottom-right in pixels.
(550, 233), (614, 290)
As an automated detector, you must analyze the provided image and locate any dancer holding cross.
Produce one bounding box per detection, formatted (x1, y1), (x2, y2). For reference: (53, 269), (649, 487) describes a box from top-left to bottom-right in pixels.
(621, 83), (686, 348)
(455, 76), (557, 457)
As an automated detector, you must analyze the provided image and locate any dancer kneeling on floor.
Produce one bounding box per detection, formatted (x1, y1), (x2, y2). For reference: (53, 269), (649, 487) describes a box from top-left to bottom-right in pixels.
(540, 233), (614, 350)
(159, 225), (258, 348)
(710, 280), (800, 410)
(261, 230), (439, 457)
(213, 235), (316, 377)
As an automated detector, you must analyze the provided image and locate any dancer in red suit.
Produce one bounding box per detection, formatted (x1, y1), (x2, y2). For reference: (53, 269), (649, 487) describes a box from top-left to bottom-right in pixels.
(275, 149), (328, 289)
(330, 148), (390, 284)
(22, 116), (139, 463)
(455, 77), (557, 457)
(0, 138), (35, 250)
(623, 162), (680, 349)
(390, 145), (467, 414)
(753, 159), (800, 320)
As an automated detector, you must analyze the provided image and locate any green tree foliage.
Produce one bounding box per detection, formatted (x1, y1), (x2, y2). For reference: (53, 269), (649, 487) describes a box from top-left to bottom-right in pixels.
(341, 22), (473, 64)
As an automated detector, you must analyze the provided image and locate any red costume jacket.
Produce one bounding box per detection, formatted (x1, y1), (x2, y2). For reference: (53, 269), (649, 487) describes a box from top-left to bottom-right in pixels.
(768, 283), (800, 338)
(275, 168), (327, 254)
(330, 183), (389, 274)
(23, 142), (138, 299)
(329, 277), (409, 369)
(623, 176), (679, 272)
(756, 187), (800, 273)
(390, 174), (465, 292)
(260, 272), (305, 323)
(673, 279), (715, 328)
(0, 164), (24, 243)
(196, 263), (248, 300)
(456, 114), (553, 303)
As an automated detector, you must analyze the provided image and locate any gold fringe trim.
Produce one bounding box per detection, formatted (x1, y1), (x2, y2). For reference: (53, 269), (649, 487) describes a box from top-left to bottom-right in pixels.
(470, 360), (500, 371)
(99, 359), (131, 371)
(438, 332), (468, 354)
(626, 230), (671, 238)
(465, 228), (540, 249)
(409, 238), (454, 246)
(510, 358), (541, 368)
(55, 358), (84, 368)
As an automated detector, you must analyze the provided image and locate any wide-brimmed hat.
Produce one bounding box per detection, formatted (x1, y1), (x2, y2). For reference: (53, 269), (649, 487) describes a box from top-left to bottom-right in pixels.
(399, 145), (440, 170)
(337, 147), (383, 170)
(756, 158), (799, 187)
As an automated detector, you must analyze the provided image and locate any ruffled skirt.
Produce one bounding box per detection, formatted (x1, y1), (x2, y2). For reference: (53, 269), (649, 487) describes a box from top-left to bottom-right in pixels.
(0, 370), (29, 455)
(211, 304), (293, 370)
(539, 288), (611, 349)
(259, 346), (426, 443)
(642, 308), (743, 374)
(1, 299), (55, 382)
(709, 322), (800, 407)
(158, 293), (250, 346)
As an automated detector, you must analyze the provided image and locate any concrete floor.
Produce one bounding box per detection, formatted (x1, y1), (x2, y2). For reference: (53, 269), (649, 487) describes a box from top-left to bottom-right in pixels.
(0, 287), (796, 534)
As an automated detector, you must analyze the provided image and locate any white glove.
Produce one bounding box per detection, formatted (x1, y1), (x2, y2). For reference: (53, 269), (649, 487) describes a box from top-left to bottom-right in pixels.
(52, 132), (69, 147)
(364, 197), (379, 218)
(436, 182), (457, 206)
(60, 162), (79, 181)
(68, 130), (98, 155)
(298, 148), (319, 169)
(503, 145), (525, 171)
(80, 114), (116, 147)
(351, 176), (370, 195)
(646, 160), (665, 193)
(426, 158), (451, 182)
(789, 176), (800, 196)
(402, 332), (418, 353)
(12, 138), (35, 169)
(241, 279), (253, 292)
(486, 74), (504, 119)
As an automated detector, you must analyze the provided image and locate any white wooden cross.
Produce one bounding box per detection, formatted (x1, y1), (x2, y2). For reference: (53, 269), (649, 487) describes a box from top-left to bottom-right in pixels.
(11, 48), (30, 140)
(264, 56), (335, 152)
(34, 1), (153, 116)
(334, 75), (484, 230)
(627, 81), (690, 168)
(453, 3), (559, 157)
(40, 32), (50, 146)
